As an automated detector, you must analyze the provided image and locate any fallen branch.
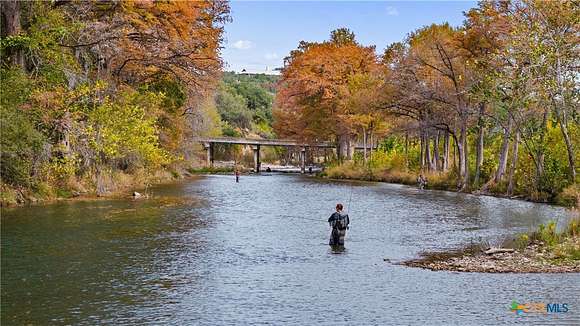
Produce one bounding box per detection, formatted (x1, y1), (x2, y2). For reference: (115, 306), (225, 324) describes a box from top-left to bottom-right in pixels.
(484, 248), (515, 255)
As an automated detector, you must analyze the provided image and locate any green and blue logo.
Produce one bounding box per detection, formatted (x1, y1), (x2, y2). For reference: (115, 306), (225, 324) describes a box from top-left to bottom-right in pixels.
(510, 300), (569, 315)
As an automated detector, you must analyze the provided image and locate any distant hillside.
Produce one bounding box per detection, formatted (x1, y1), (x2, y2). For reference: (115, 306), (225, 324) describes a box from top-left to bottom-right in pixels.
(215, 72), (279, 138)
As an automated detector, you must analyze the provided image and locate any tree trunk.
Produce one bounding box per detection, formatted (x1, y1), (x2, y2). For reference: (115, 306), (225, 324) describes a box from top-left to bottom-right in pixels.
(433, 131), (440, 171)
(458, 123), (469, 189)
(405, 132), (409, 171)
(425, 134), (432, 171)
(420, 132), (425, 171)
(347, 136), (355, 161)
(554, 55), (576, 182)
(557, 112), (576, 182)
(336, 136), (342, 163)
(338, 134), (355, 161)
(369, 131), (373, 162)
(442, 131), (450, 172)
(363, 127), (367, 164)
(474, 103), (485, 187)
(96, 165), (105, 196)
(507, 131), (520, 196)
(536, 108), (549, 190)
(452, 135), (457, 171)
(495, 117), (512, 183)
(1, 0), (25, 68)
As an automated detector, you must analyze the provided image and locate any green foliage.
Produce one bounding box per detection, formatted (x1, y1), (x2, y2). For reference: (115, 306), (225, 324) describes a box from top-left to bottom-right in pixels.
(330, 27), (357, 45)
(215, 83), (252, 129)
(0, 35), (31, 52)
(145, 78), (186, 114)
(216, 72), (278, 136)
(0, 68), (34, 108)
(565, 218), (580, 238)
(196, 98), (223, 137)
(46, 153), (79, 186)
(0, 105), (45, 187)
(515, 234), (530, 250)
(0, 1), (232, 204)
(83, 89), (170, 168)
(221, 122), (241, 137)
(528, 218), (580, 262)
(513, 217), (579, 261)
(231, 81), (273, 121)
(537, 221), (559, 247)
(254, 120), (274, 138)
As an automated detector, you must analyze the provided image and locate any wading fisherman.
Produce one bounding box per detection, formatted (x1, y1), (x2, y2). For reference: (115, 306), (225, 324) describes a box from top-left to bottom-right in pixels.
(417, 174), (427, 189)
(235, 168), (240, 183)
(328, 203), (350, 246)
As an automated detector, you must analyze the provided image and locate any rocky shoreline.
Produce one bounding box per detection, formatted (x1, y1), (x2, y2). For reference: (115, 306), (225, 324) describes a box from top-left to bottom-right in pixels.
(401, 240), (580, 273)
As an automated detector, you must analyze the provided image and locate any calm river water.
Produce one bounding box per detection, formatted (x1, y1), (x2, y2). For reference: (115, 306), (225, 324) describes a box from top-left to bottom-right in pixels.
(2, 174), (579, 325)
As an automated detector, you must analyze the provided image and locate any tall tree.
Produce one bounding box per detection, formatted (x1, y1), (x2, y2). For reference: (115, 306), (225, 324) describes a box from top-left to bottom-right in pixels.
(275, 29), (379, 160)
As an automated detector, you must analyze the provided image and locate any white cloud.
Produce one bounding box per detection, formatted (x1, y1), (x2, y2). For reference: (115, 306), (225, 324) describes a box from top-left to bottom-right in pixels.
(386, 6), (399, 16)
(264, 52), (279, 60)
(232, 40), (253, 50)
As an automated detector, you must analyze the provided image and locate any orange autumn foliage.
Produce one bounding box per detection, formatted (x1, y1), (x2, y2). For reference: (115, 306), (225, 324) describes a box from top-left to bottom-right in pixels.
(274, 30), (380, 143)
(67, 0), (230, 101)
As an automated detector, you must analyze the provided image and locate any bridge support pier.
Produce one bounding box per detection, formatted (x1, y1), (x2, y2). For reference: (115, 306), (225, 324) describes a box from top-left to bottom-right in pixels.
(253, 145), (261, 173)
(300, 147), (306, 173)
(203, 143), (214, 167)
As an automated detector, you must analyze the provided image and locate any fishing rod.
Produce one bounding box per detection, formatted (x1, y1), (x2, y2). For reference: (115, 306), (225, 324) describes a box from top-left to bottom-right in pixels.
(281, 215), (326, 223)
(346, 182), (354, 214)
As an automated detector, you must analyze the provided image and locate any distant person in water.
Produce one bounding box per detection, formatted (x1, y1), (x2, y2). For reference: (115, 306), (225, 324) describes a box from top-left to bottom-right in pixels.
(235, 168), (240, 183)
(417, 174), (427, 189)
(328, 203), (349, 246)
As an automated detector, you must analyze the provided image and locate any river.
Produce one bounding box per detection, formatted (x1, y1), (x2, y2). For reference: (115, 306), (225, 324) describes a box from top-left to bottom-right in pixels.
(1, 174), (579, 325)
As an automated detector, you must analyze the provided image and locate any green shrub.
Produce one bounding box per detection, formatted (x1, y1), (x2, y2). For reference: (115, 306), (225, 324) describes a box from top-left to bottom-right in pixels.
(0, 105), (45, 187)
(564, 217), (579, 238)
(34, 182), (54, 199)
(515, 233), (530, 250)
(537, 221), (559, 247)
(170, 170), (180, 179)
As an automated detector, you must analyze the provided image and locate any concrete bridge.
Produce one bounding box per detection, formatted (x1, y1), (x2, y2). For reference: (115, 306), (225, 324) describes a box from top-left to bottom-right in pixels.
(193, 137), (377, 173)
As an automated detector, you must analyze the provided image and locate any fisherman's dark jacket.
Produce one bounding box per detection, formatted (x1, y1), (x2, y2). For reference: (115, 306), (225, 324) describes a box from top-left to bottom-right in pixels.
(328, 212), (350, 230)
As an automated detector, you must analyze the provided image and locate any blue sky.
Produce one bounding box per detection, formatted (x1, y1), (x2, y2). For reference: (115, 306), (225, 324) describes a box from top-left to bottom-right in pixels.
(222, 1), (477, 73)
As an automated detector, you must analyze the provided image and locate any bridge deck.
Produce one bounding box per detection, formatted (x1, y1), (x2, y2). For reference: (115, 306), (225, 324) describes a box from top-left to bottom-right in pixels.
(193, 137), (335, 148)
(194, 137), (377, 149)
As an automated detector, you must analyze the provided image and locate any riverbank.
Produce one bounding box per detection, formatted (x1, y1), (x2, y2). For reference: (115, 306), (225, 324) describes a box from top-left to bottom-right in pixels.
(0, 165), (204, 207)
(0, 163), (297, 207)
(401, 218), (580, 273)
(321, 163), (579, 207)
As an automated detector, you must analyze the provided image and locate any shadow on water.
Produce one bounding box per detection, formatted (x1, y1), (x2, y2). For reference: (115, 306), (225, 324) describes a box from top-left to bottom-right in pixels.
(2, 174), (578, 325)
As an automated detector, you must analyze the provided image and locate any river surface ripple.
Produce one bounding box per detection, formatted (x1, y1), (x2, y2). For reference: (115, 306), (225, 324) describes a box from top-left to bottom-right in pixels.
(2, 174), (579, 325)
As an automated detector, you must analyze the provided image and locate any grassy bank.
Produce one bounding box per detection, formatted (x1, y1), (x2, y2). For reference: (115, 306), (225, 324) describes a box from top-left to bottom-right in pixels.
(323, 162), (579, 207)
(2, 162), (253, 207)
(511, 218), (580, 263)
(0, 163), (212, 207)
(0, 169), (176, 206)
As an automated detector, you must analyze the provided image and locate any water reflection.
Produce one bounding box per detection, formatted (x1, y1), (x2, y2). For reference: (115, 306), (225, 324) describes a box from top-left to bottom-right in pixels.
(2, 174), (578, 325)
